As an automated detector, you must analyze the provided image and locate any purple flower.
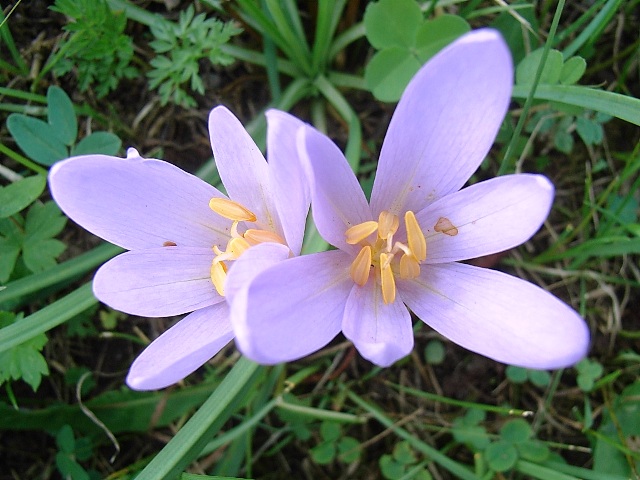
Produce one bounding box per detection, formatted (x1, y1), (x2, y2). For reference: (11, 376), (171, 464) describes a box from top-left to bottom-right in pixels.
(226, 30), (590, 368)
(49, 106), (309, 389)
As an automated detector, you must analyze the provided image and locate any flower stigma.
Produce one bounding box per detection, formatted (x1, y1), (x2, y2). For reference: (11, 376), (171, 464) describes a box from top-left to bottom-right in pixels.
(209, 197), (287, 296)
(346, 211), (427, 304)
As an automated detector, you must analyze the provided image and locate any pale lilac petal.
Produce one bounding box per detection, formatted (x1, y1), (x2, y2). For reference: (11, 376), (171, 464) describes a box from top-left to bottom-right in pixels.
(126, 304), (234, 390)
(208, 107), (282, 235)
(265, 109), (310, 256)
(49, 150), (228, 250)
(343, 280), (413, 366)
(229, 250), (353, 364)
(417, 174), (554, 263)
(225, 242), (292, 300)
(299, 124), (372, 253)
(399, 262), (589, 369)
(370, 29), (513, 216)
(93, 247), (221, 317)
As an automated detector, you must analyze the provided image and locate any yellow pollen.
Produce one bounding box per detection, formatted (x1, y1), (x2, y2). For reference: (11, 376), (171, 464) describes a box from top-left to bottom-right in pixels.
(350, 246), (372, 286)
(345, 221), (378, 244)
(243, 229), (287, 246)
(209, 197), (257, 222)
(379, 253), (396, 304)
(405, 211), (427, 262)
(345, 210), (427, 304)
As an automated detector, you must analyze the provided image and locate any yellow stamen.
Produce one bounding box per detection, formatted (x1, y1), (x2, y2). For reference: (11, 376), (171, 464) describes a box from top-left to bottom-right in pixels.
(350, 246), (372, 286)
(243, 229), (287, 246)
(399, 254), (420, 279)
(379, 253), (396, 304)
(377, 211), (399, 239)
(210, 260), (227, 296)
(405, 211), (427, 262)
(227, 237), (251, 257)
(209, 197), (257, 222)
(345, 221), (378, 244)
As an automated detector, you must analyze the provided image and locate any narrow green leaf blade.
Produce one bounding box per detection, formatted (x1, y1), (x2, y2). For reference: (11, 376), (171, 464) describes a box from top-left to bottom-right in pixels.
(512, 84), (640, 127)
(47, 86), (78, 146)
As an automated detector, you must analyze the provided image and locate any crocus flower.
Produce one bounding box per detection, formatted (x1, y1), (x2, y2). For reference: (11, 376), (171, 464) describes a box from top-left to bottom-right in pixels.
(49, 106), (309, 389)
(226, 29), (590, 368)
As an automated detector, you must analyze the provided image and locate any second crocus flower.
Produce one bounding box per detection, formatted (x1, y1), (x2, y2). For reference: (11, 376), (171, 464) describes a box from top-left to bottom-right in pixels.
(226, 29), (590, 369)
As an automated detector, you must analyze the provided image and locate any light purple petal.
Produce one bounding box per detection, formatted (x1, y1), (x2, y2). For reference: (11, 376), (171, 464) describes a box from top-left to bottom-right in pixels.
(399, 262), (589, 369)
(299, 124), (372, 253)
(93, 247), (221, 317)
(343, 280), (413, 366)
(126, 303), (234, 390)
(265, 109), (311, 256)
(208, 107), (282, 236)
(416, 174), (554, 263)
(225, 242), (292, 300)
(49, 150), (228, 250)
(370, 29), (513, 216)
(229, 250), (353, 364)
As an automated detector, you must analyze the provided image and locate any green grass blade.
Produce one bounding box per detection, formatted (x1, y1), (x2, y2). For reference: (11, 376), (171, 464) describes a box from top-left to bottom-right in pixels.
(562, 0), (624, 58)
(0, 282), (96, 354)
(511, 84), (640, 127)
(0, 242), (122, 308)
(347, 390), (480, 480)
(135, 357), (263, 480)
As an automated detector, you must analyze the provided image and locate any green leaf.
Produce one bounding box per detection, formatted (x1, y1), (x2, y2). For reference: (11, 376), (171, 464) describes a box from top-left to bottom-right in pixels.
(484, 440), (518, 472)
(310, 441), (335, 464)
(424, 339), (445, 365)
(528, 369), (551, 387)
(365, 47), (421, 102)
(55, 452), (90, 480)
(505, 365), (528, 383)
(560, 56), (587, 85)
(500, 419), (532, 443)
(363, 0), (422, 49)
(7, 114), (69, 166)
(72, 131), (122, 156)
(516, 48), (564, 86)
(320, 421), (342, 442)
(337, 436), (361, 463)
(56, 424), (76, 454)
(393, 441), (417, 465)
(516, 440), (550, 462)
(415, 15), (470, 62)
(21, 202), (67, 273)
(0, 311), (49, 391)
(0, 176), (46, 218)
(0, 216), (23, 283)
(47, 86), (78, 146)
(575, 116), (603, 145)
(380, 454), (405, 479)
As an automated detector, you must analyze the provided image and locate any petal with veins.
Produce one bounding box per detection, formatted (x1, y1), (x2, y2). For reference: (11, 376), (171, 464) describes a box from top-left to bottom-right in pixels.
(93, 247), (221, 317)
(399, 262), (590, 369)
(343, 280), (413, 367)
(49, 153), (228, 250)
(370, 29), (513, 216)
(417, 174), (554, 263)
(208, 106), (281, 235)
(126, 303), (234, 390)
(265, 109), (311, 256)
(229, 250), (353, 364)
(299, 124), (372, 253)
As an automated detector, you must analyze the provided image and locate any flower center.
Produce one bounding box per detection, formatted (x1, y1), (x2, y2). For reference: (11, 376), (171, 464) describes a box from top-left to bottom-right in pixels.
(346, 210), (426, 305)
(209, 198), (286, 296)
